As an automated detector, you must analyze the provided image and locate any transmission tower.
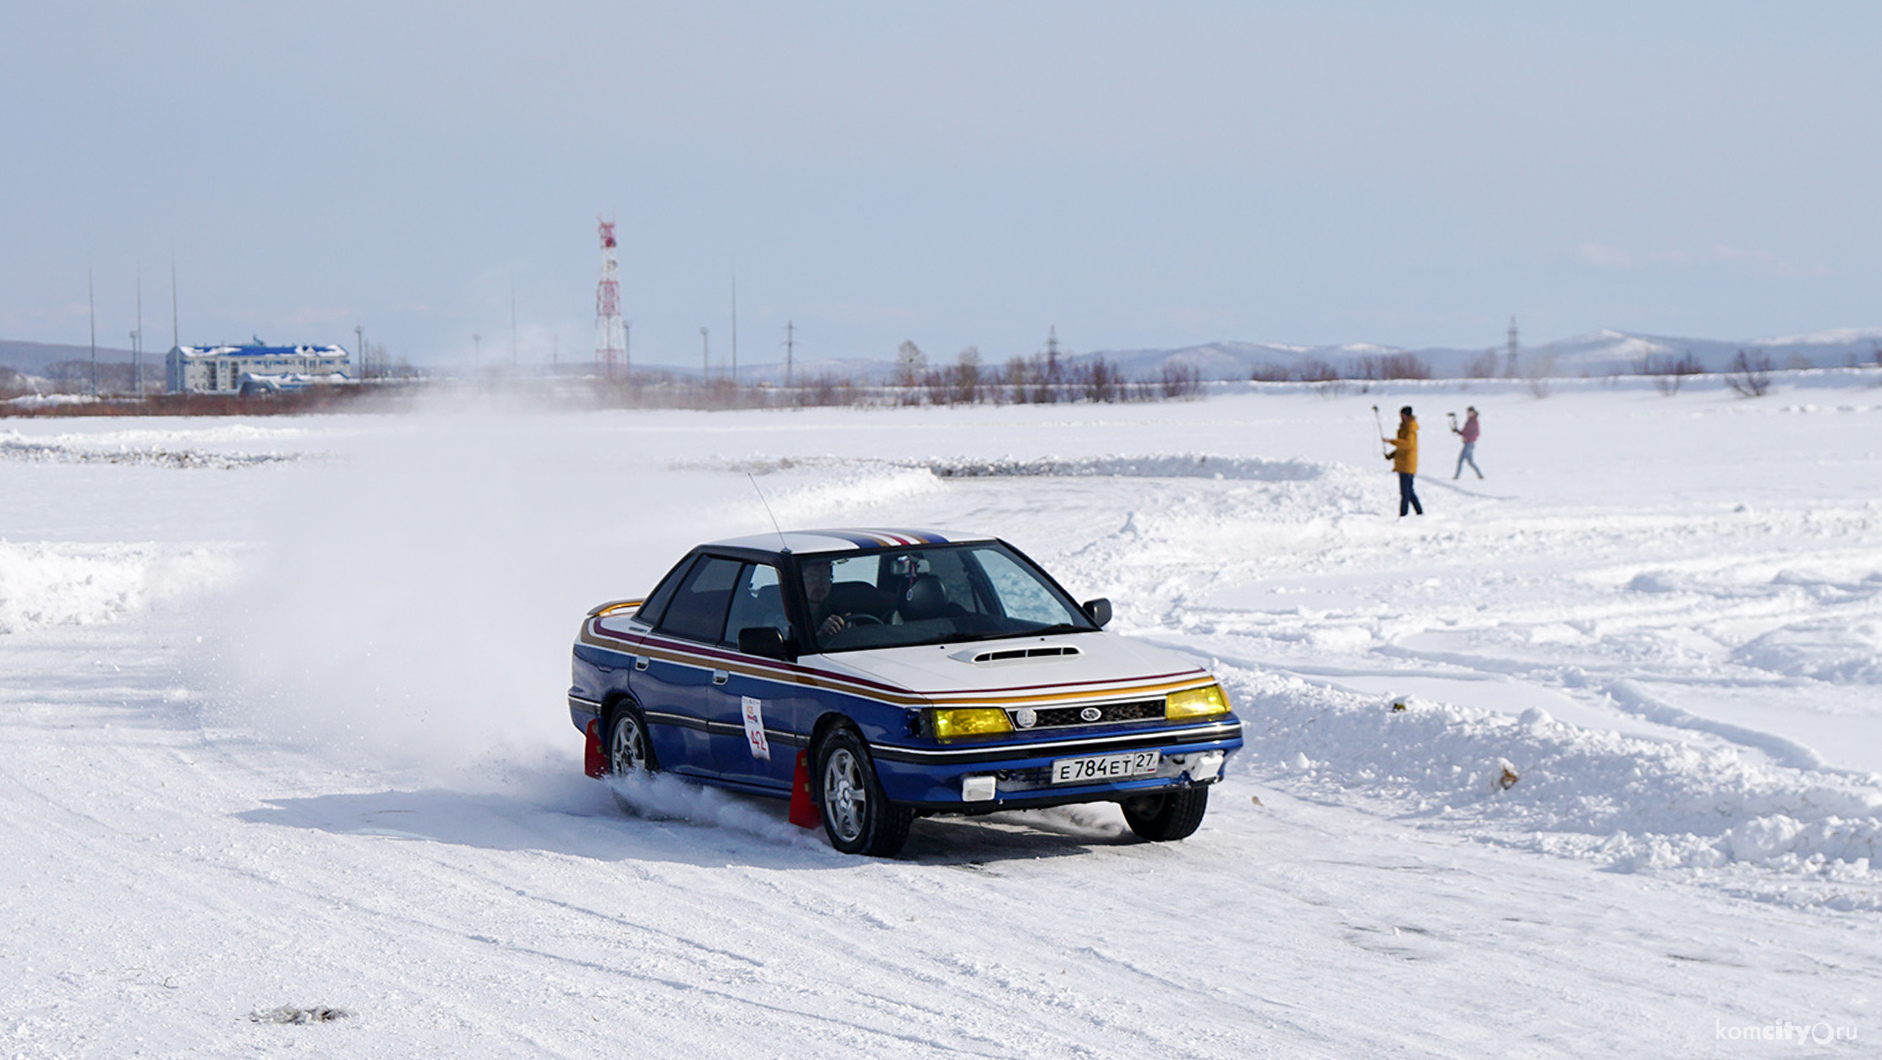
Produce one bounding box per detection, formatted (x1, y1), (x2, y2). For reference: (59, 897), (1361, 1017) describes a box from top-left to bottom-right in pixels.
(595, 218), (625, 379)
(1506, 316), (1520, 379)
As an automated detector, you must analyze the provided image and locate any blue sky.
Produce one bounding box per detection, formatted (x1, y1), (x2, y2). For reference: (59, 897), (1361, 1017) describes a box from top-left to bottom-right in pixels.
(4, 2), (1877, 368)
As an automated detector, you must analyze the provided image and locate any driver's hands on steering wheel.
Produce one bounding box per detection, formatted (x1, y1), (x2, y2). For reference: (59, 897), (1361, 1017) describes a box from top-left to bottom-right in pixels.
(820, 612), (883, 637)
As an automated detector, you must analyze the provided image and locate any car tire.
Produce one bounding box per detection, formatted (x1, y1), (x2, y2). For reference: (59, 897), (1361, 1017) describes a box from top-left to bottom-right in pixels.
(606, 707), (656, 813)
(1120, 785), (1209, 842)
(815, 727), (913, 857)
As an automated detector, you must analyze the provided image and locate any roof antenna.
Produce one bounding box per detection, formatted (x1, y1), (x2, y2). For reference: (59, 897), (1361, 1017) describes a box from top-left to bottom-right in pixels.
(748, 473), (790, 553)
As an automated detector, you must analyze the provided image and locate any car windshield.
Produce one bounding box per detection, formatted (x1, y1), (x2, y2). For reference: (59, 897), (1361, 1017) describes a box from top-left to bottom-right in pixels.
(797, 543), (1097, 653)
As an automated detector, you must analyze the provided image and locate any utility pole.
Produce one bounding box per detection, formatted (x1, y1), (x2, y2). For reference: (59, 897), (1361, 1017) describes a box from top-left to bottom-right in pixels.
(1045, 324), (1061, 394)
(1507, 316), (1520, 379)
(700, 327), (710, 378)
(88, 262), (97, 397)
(730, 270), (738, 385)
(784, 320), (795, 387)
(134, 269), (144, 397)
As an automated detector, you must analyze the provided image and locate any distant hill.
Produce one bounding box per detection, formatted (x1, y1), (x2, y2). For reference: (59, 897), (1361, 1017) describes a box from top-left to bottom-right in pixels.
(1087, 328), (1882, 382)
(669, 327), (1882, 385)
(0, 339), (138, 375)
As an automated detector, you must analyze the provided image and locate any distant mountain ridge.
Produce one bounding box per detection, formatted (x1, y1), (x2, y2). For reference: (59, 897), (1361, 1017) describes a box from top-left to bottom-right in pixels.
(1, 339), (138, 375)
(691, 327), (1882, 384)
(1089, 327), (1882, 382)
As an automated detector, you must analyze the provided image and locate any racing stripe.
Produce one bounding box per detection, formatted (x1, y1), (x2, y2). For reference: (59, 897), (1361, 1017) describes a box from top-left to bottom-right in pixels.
(580, 621), (1215, 711)
(805, 528), (951, 548)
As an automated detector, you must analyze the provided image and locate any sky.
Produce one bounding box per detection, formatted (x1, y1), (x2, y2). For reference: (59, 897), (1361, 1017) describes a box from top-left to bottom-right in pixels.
(3, 1), (1878, 369)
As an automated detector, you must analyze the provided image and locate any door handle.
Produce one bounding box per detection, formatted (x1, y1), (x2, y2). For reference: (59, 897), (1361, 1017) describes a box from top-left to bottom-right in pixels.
(712, 670), (729, 685)
(634, 656), (649, 671)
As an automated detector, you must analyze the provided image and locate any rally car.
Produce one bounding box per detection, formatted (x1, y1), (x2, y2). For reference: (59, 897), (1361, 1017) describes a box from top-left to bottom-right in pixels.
(568, 529), (1243, 856)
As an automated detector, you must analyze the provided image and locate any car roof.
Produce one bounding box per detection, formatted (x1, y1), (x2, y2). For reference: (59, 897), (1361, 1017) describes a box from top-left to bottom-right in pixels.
(704, 528), (993, 556)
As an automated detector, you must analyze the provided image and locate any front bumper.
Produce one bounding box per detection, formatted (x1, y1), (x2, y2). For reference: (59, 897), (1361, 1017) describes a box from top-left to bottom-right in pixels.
(867, 717), (1243, 812)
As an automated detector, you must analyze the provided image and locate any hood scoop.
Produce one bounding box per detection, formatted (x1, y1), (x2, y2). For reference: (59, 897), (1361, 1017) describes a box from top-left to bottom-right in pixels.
(967, 645), (1082, 664)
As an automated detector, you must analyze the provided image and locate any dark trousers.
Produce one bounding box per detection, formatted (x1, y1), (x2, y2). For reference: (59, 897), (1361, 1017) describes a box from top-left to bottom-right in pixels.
(1397, 472), (1423, 516)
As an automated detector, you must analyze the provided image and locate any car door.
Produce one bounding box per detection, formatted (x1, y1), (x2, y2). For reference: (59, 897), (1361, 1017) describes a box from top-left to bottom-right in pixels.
(631, 553), (741, 778)
(707, 561), (803, 792)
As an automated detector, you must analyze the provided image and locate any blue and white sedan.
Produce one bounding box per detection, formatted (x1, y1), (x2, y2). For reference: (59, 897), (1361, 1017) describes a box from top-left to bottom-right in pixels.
(568, 529), (1243, 856)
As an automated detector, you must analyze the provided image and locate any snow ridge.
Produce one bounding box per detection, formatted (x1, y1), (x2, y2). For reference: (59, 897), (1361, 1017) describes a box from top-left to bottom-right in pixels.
(0, 542), (243, 634)
(1222, 666), (1882, 909)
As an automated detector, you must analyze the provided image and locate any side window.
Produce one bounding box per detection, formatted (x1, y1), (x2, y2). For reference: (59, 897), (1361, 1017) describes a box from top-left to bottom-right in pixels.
(636, 555), (698, 627)
(722, 564), (787, 646)
(655, 556), (742, 643)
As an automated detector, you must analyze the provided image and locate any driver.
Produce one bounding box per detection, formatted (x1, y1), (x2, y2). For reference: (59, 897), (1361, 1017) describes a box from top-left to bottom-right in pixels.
(802, 559), (848, 639)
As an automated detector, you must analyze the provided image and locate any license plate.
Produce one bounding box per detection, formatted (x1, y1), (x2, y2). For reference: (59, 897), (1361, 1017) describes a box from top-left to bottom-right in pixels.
(1051, 750), (1160, 784)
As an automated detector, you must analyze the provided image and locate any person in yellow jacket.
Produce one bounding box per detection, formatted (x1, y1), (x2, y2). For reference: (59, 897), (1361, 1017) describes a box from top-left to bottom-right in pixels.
(1383, 405), (1423, 517)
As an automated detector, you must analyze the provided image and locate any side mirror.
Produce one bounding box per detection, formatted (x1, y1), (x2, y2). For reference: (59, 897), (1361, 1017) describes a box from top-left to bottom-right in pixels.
(737, 626), (792, 661)
(1081, 598), (1112, 628)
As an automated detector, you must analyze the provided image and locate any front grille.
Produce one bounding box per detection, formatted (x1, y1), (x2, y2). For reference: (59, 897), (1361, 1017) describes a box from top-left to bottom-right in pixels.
(1012, 698), (1164, 730)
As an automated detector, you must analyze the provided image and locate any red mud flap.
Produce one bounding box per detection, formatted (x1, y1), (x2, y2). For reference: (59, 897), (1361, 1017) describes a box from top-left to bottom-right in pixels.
(788, 750), (820, 829)
(583, 719), (606, 778)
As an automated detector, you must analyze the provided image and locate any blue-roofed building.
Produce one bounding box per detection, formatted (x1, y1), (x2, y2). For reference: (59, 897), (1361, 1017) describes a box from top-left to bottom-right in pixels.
(165, 340), (352, 394)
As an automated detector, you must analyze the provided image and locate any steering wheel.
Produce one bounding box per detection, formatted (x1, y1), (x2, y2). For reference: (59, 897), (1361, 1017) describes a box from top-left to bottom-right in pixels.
(844, 614), (883, 626)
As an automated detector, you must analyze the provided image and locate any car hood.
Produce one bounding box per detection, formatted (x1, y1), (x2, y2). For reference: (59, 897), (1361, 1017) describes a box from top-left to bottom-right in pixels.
(805, 632), (1212, 705)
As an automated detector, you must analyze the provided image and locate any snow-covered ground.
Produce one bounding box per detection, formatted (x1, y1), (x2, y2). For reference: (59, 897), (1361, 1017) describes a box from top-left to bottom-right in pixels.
(4, 377), (1879, 1057)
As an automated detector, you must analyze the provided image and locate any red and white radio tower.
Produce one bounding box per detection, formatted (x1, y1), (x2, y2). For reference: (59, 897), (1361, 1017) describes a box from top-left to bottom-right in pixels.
(595, 218), (625, 379)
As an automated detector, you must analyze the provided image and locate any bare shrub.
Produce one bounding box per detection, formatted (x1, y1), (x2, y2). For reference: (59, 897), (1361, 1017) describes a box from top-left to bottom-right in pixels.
(1725, 349), (1774, 398)
(1158, 363), (1202, 399)
(1249, 363), (1290, 382)
(1525, 352), (1556, 398)
(948, 347), (982, 405)
(1074, 357), (1123, 403)
(1465, 349), (1500, 379)
(798, 372), (858, 408)
(1351, 353), (1431, 380)
(0, 366), (31, 399)
(1640, 351), (1703, 396)
(1293, 358), (1339, 383)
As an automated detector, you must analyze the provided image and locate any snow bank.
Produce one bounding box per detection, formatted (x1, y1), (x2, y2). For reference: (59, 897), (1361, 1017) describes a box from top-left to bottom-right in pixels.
(919, 453), (1324, 481)
(0, 428), (299, 469)
(1221, 666), (1882, 906)
(0, 542), (242, 633)
(702, 452), (1326, 482)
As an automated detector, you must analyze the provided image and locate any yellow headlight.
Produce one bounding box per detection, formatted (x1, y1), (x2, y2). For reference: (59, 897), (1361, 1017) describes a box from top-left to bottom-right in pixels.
(1165, 683), (1230, 720)
(929, 707), (1014, 739)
